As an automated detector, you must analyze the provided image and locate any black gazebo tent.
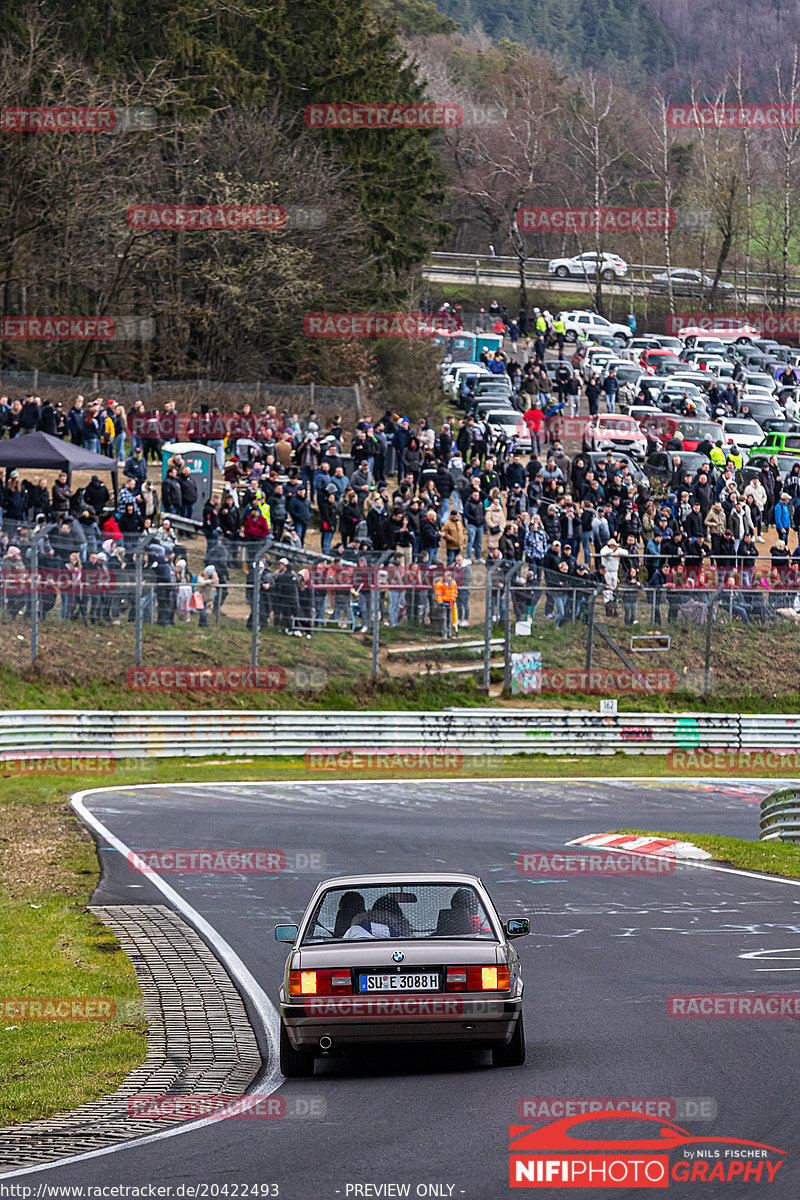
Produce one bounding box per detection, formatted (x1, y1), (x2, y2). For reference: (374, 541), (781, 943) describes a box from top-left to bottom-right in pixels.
(0, 432), (119, 497)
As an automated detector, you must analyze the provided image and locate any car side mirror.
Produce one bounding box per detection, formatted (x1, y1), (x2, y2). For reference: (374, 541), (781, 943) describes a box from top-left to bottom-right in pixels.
(274, 924), (299, 943)
(505, 918), (530, 939)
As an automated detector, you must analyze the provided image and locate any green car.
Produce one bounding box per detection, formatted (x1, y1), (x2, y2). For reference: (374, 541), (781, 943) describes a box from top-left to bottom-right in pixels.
(748, 431), (800, 461)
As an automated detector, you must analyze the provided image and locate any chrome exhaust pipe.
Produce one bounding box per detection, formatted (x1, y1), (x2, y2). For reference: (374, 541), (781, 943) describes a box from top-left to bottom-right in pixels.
(319, 1035), (333, 1050)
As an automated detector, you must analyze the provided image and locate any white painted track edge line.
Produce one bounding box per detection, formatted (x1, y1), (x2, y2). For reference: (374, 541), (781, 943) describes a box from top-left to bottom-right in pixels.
(0, 789), (283, 1179)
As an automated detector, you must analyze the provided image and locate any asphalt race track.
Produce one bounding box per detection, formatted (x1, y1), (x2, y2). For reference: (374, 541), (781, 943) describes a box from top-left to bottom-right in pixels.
(6, 778), (800, 1198)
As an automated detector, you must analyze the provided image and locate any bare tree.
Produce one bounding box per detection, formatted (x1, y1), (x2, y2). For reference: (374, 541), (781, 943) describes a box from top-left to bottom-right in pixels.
(561, 72), (632, 316)
(445, 57), (562, 313)
(771, 46), (800, 310)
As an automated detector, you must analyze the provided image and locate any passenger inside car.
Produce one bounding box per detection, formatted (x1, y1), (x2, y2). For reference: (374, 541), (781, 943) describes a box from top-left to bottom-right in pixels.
(343, 902), (393, 939)
(333, 891), (365, 937)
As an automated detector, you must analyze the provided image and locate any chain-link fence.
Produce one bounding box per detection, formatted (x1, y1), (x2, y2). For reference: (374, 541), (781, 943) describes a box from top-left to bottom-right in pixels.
(3, 527), (800, 703)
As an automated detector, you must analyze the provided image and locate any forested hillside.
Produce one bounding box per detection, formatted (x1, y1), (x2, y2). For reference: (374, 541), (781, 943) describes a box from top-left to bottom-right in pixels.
(428, 0), (800, 86)
(431, 0), (673, 76)
(4, 0), (800, 387)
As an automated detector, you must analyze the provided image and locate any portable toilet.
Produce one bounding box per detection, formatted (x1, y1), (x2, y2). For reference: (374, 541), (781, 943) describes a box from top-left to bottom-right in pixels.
(161, 441), (215, 523)
(448, 331), (478, 360)
(476, 332), (503, 357)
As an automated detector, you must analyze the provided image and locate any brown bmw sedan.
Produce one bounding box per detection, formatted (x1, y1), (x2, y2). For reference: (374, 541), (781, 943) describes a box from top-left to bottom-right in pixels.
(275, 872), (529, 1077)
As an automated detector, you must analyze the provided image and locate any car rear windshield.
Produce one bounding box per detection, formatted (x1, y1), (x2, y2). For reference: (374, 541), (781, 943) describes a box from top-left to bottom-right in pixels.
(303, 884), (497, 943)
(679, 421), (723, 439)
(598, 417), (637, 431)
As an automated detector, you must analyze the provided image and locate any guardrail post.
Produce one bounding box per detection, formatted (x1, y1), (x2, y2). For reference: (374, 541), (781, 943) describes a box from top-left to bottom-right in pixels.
(251, 560), (262, 669)
(585, 590), (597, 671)
(29, 537), (38, 664)
(134, 532), (163, 666)
(371, 583), (380, 682)
(503, 570), (512, 693)
(250, 542), (272, 669)
(483, 565), (494, 693)
(703, 593), (716, 695)
(134, 548), (144, 666)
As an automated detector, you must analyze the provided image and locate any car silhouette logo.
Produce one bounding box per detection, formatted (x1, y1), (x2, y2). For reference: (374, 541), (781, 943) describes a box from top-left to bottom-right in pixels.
(391, 951), (405, 963)
(509, 1112), (785, 1155)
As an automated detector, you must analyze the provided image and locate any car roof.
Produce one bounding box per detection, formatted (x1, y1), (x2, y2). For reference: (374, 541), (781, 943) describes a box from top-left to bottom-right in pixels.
(314, 872), (483, 887)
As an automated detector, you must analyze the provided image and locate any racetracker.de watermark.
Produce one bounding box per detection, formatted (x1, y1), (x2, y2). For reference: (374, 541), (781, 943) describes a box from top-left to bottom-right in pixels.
(517, 207), (675, 232)
(0, 316), (153, 341)
(127, 1095), (325, 1119)
(666, 312), (800, 336)
(305, 103), (461, 129)
(303, 312), (459, 338)
(304, 101), (505, 129)
(305, 748), (460, 773)
(0, 997), (115, 1020)
(536, 417), (651, 444)
(667, 103), (800, 128)
(307, 563), (463, 590)
(538, 668), (676, 695)
(0, 106), (156, 133)
(127, 849), (326, 873)
(1, 569), (116, 594)
(303, 997), (505, 1017)
(0, 752), (117, 775)
(668, 994), (800, 1017)
(517, 852), (676, 875)
(667, 749), (800, 775)
(127, 667), (286, 692)
(127, 204), (327, 231)
(128, 204), (286, 230)
(517, 1097), (717, 1121)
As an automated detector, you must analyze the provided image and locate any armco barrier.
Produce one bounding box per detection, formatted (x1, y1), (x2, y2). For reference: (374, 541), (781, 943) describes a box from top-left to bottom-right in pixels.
(760, 787), (800, 843)
(1, 710), (799, 760)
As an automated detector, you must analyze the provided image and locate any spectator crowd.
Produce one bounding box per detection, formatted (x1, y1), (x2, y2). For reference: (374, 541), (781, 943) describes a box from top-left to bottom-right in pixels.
(3, 335), (800, 634)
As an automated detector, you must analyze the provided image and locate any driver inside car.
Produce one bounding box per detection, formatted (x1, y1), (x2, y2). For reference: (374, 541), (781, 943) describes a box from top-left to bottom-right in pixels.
(343, 895), (412, 939)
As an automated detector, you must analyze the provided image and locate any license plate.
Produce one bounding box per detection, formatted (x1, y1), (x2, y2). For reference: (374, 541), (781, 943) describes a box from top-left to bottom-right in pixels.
(358, 973), (439, 993)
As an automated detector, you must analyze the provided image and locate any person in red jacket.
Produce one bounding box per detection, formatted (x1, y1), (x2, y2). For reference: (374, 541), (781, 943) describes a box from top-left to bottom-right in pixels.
(243, 504), (272, 566)
(523, 404), (543, 456)
(101, 514), (123, 541)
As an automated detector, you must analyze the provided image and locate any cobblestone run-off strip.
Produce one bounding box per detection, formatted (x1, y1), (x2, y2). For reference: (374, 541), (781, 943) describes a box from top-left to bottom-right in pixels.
(0, 905), (263, 1170)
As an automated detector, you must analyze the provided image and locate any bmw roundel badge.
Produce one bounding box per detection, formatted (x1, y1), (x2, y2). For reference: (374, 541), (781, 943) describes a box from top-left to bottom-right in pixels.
(392, 951), (405, 963)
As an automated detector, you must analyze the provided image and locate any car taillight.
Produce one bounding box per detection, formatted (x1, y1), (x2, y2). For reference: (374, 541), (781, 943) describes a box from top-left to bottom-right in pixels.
(288, 969), (353, 996)
(445, 965), (511, 992)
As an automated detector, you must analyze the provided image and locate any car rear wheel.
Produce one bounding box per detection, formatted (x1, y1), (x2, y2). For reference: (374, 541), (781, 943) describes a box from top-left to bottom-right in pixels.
(601, 269), (615, 282)
(555, 266), (569, 278)
(493, 1013), (526, 1067)
(279, 1020), (316, 1077)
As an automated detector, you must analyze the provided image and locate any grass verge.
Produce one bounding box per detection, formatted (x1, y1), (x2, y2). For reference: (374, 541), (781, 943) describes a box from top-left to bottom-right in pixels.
(613, 828), (800, 880)
(0, 775), (147, 1125)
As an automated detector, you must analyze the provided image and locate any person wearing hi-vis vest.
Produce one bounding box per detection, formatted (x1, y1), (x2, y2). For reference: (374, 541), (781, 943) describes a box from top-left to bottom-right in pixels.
(552, 315), (565, 354)
(728, 444), (743, 470)
(534, 309), (547, 343)
(709, 440), (727, 469)
(433, 571), (458, 638)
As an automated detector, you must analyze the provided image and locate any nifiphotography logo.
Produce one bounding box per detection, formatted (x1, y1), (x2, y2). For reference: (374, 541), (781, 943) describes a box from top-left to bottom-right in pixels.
(508, 1112), (785, 1187)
